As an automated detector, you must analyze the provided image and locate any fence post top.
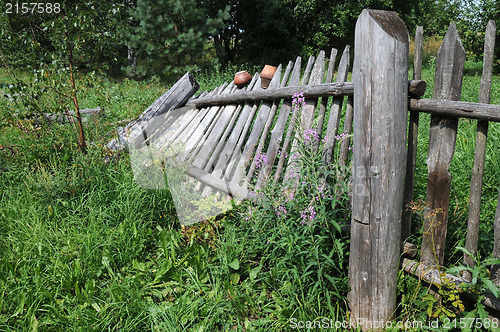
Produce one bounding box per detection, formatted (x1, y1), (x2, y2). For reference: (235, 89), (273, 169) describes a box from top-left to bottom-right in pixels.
(358, 9), (409, 44)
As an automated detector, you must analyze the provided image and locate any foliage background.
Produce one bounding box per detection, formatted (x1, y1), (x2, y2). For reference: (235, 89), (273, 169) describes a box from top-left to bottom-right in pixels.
(0, 0), (498, 80)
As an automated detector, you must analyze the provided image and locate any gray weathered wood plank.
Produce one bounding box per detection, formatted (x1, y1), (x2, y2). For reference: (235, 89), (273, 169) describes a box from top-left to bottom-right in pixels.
(494, 188), (500, 286)
(409, 98), (500, 121)
(169, 83), (227, 152)
(244, 65), (285, 187)
(403, 258), (500, 311)
(348, 9), (409, 327)
(300, 55), (315, 86)
(256, 59), (301, 189)
(323, 46), (350, 164)
(402, 25), (424, 242)
(177, 83), (233, 162)
(192, 84), (241, 168)
(420, 22), (465, 267)
(315, 48), (338, 138)
(108, 71), (199, 151)
(185, 81), (354, 108)
(282, 55), (317, 184)
(301, 50), (325, 130)
(207, 74), (262, 188)
(463, 20), (496, 281)
(230, 66), (282, 186)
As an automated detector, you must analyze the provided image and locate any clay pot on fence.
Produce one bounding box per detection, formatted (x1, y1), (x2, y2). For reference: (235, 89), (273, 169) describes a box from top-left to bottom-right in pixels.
(260, 65), (277, 89)
(234, 71), (252, 88)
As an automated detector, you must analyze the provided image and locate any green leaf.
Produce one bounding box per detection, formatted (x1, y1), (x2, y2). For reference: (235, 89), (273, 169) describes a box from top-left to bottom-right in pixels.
(154, 260), (172, 283)
(250, 265), (261, 281)
(228, 259), (239, 270)
(230, 272), (240, 285)
(456, 246), (475, 262)
(481, 278), (500, 298)
(447, 266), (467, 275)
(460, 310), (474, 332)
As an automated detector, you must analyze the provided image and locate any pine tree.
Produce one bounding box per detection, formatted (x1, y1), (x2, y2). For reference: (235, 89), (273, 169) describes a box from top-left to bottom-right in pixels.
(128, 0), (227, 80)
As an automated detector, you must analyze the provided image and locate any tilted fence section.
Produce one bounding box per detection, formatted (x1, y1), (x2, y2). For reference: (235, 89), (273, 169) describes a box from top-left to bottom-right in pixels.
(130, 46), (356, 210)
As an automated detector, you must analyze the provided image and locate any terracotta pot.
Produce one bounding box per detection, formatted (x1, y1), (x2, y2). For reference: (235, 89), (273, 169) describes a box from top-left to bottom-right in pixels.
(260, 65), (277, 88)
(234, 71), (252, 88)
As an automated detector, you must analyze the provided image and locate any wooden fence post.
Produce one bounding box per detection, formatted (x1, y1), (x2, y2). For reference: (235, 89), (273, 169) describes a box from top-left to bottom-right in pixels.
(348, 9), (408, 330)
(464, 20), (496, 280)
(420, 23), (465, 267)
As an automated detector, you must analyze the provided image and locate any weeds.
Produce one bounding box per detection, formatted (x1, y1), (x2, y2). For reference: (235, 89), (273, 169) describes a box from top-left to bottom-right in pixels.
(0, 61), (499, 330)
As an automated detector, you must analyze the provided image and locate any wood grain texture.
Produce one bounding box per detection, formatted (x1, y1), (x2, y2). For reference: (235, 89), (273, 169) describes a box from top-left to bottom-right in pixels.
(493, 188), (500, 286)
(185, 81), (353, 108)
(230, 67), (282, 186)
(244, 65), (284, 188)
(464, 20), (496, 280)
(348, 9), (409, 327)
(183, 83), (236, 163)
(282, 56), (317, 185)
(409, 98), (500, 121)
(208, 74), (262, 188)
(108, 71), (199, 151)
(420, 23), (465, 267)
(402, 26), (424, 242)
(403, 258), (500, 311)
(272, 57), (302, 183)
(255, 60), (298, 189)
(315, 48), (338, 137)
(301, 50), (325, 130)
(323, 46), (350, 164)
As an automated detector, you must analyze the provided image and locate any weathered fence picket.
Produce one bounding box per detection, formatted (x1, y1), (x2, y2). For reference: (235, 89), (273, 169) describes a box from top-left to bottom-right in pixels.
(463, 20), (496, 280)
(315, 48), (338, 138)
(420, 23), (465, 267)
(402, 25), (423, 241)
(256, 60), (299, 190)
(323, 46), (350, 165)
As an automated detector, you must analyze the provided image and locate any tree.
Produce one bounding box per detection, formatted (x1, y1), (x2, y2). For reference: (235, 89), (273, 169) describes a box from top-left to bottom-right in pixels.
(0, 1), (131, 152)
(127, 0), (227, 80)
(207, 0), (240, 68)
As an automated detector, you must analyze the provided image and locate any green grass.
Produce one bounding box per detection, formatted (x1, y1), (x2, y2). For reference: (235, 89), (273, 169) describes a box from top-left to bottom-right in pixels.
(0, 61), (499, 331)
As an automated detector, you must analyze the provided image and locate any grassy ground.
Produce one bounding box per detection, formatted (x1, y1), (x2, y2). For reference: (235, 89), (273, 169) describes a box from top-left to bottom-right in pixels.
(0, 61), (499, 331)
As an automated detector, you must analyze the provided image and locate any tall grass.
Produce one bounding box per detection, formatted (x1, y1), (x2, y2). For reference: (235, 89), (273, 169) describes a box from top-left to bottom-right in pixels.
(0, 59), (499, 330)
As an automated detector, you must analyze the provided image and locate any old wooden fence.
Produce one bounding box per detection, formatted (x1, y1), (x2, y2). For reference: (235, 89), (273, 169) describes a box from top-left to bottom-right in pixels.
(115, 9), (499, 330)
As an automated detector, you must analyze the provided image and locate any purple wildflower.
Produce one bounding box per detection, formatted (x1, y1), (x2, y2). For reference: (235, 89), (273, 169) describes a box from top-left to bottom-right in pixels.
(300, 205), (317, 225)
(334, 133), (348, 140)
(303, 128), (319, 143)
(244, 210), (252, 221)
(277, 149), (289, 159)
(275, 205), (288, 218)
(292, 92), (306, 112)
(254, 153), (268, 169)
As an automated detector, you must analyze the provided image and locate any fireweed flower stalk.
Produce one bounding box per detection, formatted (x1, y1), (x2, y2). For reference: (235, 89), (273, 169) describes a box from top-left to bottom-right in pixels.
(292, 92), (306, 112)
(303, 128), (319, 143)
(254, 153), (268, 169)
(241, 89), (350, 244)
(233, 91), (350, 316)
